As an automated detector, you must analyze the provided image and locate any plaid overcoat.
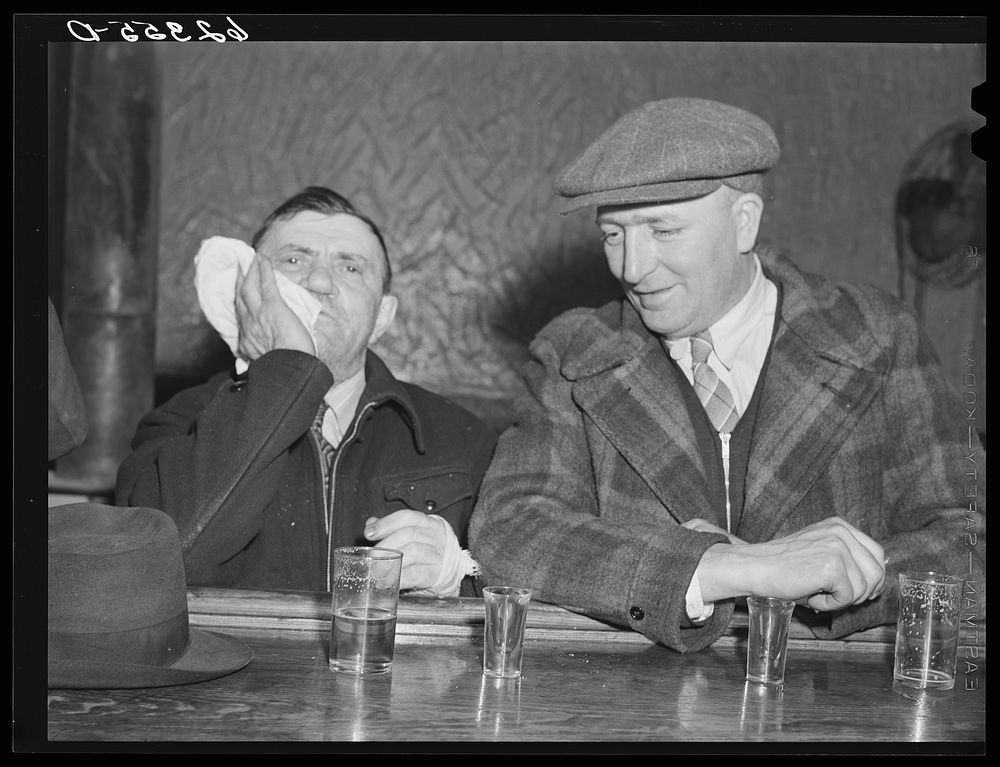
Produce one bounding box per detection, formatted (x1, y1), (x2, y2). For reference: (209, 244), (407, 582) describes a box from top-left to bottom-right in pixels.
(469, 249), (984, 653)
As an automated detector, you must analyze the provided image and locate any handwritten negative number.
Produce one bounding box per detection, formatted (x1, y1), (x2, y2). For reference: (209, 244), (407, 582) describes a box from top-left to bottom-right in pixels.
(67, 17), (249, 43)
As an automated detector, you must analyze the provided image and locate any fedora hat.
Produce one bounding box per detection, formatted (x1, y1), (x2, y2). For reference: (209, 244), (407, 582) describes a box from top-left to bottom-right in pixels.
(48, 503), (253, 689)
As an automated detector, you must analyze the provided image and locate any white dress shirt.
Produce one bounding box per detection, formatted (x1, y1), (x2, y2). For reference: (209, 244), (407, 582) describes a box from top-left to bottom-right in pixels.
(662, 253), (777, 413)
(319, 368), (366, 449)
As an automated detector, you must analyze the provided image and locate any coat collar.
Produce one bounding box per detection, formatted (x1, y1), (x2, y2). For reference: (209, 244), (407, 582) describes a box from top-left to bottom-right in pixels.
(561, 248), (892, 382)
(741, 249), (889, 539)
(571, 337), (716, 523)
(563, 302), (714, 525)
(759, 248), (891, 376)
(356, 350), (427, 453)
(560, 299), (658, 381)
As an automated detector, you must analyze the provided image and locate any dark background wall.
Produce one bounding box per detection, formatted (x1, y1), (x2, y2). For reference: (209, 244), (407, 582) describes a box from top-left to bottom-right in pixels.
(151, 41), (985, 418)
(47, 37), (986, 489)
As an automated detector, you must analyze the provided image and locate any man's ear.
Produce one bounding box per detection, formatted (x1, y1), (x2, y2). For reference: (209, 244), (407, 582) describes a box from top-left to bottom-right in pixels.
(734, 192), (764, 254)
(368, 294), (398, 345)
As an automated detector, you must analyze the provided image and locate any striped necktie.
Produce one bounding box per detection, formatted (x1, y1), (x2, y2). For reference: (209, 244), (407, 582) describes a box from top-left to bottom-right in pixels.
(690, 330), (739, 434)
(311, 403), (336, 481)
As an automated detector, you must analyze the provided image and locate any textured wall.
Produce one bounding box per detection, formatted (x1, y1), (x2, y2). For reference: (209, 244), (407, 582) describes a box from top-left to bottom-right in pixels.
(154, 41), (984, 422)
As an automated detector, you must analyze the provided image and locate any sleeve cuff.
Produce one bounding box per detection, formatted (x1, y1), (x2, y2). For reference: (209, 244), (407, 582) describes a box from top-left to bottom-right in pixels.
(685, 570), (715, 624)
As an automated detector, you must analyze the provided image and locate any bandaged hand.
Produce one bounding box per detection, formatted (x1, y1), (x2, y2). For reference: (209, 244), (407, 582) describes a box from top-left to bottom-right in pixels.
(235, 256), (315, 360)
(364, 509), (480, 597)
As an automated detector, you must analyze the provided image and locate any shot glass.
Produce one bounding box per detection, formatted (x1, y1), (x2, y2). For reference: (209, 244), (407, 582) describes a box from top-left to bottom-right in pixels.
(329, 546), (403, 675)
(482, 586), (532, 679)
(893, 571), (964, 690)
(746, 596), (796, 687)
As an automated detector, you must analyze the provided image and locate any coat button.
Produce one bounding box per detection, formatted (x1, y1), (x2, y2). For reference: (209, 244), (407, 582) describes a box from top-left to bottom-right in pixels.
(629, 606), (645, 621)
(424, 500), (437, 512)
(229, 381), (246, 392)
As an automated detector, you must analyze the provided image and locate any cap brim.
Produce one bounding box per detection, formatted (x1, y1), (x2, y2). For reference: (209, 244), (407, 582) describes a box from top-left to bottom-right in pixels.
(558, 178), (727, 214)
(48, 628), (253, 690)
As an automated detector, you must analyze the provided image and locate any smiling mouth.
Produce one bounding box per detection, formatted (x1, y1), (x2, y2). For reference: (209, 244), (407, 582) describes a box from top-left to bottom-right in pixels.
(633, 286), (676, 305)
(638, 285), (674, 295)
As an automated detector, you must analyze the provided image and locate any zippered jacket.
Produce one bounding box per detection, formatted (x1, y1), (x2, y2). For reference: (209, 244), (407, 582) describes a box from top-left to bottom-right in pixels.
(116, 349), (497, 595)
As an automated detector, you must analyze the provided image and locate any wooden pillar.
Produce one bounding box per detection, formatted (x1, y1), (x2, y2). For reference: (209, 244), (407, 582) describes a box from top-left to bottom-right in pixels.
(54, 43), (160, 495)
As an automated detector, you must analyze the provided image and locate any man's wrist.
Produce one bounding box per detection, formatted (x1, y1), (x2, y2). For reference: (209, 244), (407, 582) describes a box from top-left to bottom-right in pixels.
(695, 542), (753, 604)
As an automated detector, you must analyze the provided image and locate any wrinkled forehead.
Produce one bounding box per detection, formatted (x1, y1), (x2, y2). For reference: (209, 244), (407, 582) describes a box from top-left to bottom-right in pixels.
(259, 210), (390, 290)
(259, 210), (381, 255)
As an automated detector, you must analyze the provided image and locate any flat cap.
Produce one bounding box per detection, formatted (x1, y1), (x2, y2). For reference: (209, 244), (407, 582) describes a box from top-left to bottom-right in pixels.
(554, 97), (780, 213)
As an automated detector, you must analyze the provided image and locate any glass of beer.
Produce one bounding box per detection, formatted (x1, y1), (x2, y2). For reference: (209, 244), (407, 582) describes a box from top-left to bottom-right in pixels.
(329, 546), (403, 675)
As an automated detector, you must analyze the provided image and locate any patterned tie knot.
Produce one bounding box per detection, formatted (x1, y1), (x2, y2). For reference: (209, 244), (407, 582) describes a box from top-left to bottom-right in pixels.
(689, 329), (739, 434)
(690, 330), (715, 365)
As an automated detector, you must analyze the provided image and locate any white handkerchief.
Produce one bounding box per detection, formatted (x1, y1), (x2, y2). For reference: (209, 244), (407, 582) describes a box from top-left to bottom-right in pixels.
(193, 236), (323, 374)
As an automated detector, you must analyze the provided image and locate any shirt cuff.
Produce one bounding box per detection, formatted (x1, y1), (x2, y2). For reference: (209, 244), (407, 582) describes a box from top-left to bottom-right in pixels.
(685, 570), (715, 624)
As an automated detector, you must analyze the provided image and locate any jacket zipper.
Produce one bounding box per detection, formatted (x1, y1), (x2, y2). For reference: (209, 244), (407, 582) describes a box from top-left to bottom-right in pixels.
(323, 402), (377, 591)
(720, 432), (733, 534)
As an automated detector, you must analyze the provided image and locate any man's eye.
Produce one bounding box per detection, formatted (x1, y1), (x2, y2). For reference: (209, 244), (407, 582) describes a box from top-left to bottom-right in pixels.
(601, 231), (623, 245)
(652, 228), (679, 239)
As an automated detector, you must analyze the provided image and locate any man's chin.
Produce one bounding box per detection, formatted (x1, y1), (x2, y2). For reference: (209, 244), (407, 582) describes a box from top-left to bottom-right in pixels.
(634, 308), (690, 340)
(316, 348), (365, 381)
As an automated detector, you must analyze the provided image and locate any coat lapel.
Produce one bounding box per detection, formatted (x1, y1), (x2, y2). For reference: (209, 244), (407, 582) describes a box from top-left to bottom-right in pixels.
(566, 306), (717, 525)
(739, 253), (889, 541)
(559, 251), (892, 539)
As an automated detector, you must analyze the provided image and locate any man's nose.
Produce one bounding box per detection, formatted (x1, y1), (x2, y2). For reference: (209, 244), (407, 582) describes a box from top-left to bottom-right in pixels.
(621, 232), (655, 285)
(304, 264), (338, 295)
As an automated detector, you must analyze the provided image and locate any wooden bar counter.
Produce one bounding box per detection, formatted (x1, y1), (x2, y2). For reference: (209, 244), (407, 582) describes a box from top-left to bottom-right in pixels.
(47, 587), (986, 746)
